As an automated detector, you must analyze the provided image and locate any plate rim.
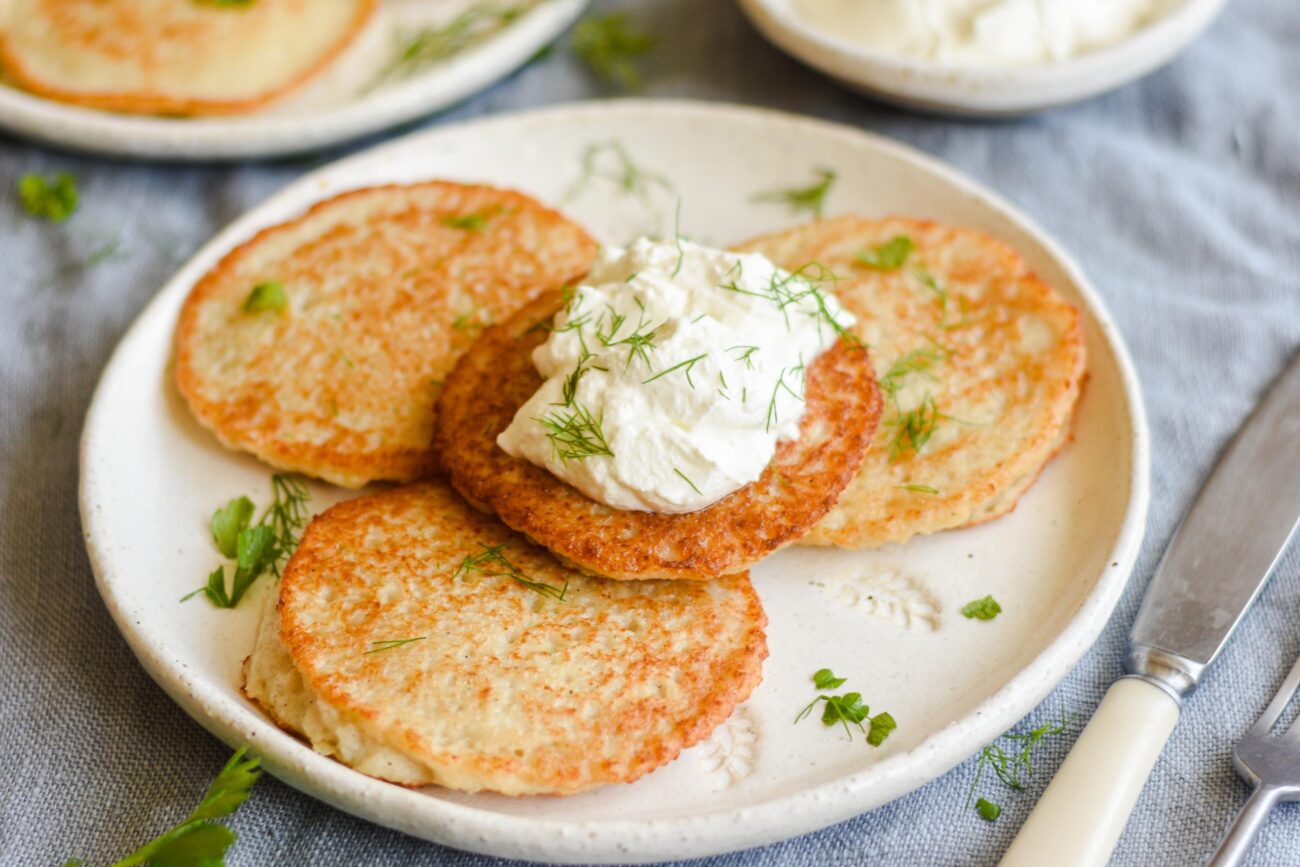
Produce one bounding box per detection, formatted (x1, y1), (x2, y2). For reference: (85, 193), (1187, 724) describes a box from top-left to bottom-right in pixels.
(0, 0), (588, 161)
(79, 98), (1151, 864)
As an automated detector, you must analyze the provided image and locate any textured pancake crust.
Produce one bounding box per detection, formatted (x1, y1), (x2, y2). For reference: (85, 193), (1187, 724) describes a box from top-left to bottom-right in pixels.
(435, 291), (882, 581)
(175, 182), (596, 488)
(738, 216), (1086, 548)
(0, 0), (376, 116)
(243, 481), (768, 795)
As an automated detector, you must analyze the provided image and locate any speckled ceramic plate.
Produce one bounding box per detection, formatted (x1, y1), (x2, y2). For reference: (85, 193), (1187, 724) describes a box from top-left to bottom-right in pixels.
(80, 101), (1149, 864)
(0, 0), (587, 160)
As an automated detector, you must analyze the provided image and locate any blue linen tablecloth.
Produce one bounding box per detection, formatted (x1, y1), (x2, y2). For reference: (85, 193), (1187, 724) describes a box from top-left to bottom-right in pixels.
(1, 0), (1298, 864)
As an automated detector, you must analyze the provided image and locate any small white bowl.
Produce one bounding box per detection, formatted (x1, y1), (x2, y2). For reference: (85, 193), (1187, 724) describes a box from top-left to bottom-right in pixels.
(737, 0), (1230, 116)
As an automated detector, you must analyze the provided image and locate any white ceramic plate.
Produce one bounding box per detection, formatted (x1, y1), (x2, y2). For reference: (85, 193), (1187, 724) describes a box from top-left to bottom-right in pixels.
(0, 0), (587, 161)
(80, 100), (1149, 864)
(737, 0), (1229, 116)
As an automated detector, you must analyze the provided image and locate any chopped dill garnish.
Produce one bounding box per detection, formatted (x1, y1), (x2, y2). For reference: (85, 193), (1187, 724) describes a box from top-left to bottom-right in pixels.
(336, 349), (354, 369)
(557, 349), (607, 407)
(670, 198), (686, 277)
(753, 168), (836, 219)
(765, 367), (804, 432)
(855, 235), (914, 271)
(673, 467), (703, 495)
(365, 637), (427, 654)
(452, 308), (492, 335)
(643, 352), (707, 387)
(373, 1), (541, 86)
(243, 281), (286, 313)
(536, 401), (614, 461)
(728, 345), (760, 369)
(968, 710), (1072, 819)
(896, 484), (939, 495)
(184, 475), (310, 609)
(916, 269), (971, 329)
(879, 346), (946, 404)
(571, 12), (657, 89)
(886, 393), (941, 459)
(595, 304), (659, 369)
(442, 212), (490, 232)
(567, 140), (672, 206)
(454, 541), (568, 600)
(961, 595), (1002, 621)
(18, 172), (78, 222)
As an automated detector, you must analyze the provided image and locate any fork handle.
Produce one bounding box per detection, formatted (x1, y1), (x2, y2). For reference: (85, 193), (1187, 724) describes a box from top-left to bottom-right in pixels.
(1207, 785), (1282, 867)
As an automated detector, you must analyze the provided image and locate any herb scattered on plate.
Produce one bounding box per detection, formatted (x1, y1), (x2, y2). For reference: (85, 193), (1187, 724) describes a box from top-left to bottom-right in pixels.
(962, 594), (1002, 621)
(796, 667), (896, 746)
(753, 168), (837, 219)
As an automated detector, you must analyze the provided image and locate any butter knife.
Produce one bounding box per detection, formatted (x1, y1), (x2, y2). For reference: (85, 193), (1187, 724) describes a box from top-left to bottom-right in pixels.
(1001, 352), (1300, 867)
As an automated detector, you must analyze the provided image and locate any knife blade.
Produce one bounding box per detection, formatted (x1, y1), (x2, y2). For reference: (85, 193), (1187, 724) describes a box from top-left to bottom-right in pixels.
(1001, 351), (1300, 867)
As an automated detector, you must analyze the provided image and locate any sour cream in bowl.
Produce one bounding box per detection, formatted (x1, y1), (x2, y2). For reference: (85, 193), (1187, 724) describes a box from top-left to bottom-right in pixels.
(736, 0), (1230, 115)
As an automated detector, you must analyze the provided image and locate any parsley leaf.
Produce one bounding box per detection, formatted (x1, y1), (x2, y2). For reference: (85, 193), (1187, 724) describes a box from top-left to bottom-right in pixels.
(855, 235), (914, 271)
(243, 281), (287, 313)
(813, 668), (847, 690)
(976, 797), (1002, 821)
(210, 497), (254, 559)
(18, 172), (78, 222)
(867, 711), (897, 747)
(572, 13), (656, 89)
(962, 595), (1002, 621)
(94, 746), (261, 867)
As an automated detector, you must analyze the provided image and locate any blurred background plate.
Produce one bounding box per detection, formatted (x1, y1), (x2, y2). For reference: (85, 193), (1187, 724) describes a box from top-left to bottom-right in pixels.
(736, 0), (1229, 116)
(80, 100), (1149, 863)
(0, 0), (587, 161)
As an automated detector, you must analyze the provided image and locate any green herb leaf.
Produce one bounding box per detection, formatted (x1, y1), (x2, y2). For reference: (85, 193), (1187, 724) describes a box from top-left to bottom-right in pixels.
(967, 709), (1072, 819)
(243, 281), (287, 313)
(535, 401), (614, 462)
(855, 235), (914, 271)
(754, 168), (836, 219)
(673, 467), (702, 495)
(813, 668), (847, 690)
(642, 352), (707, 387)
(210, 497), (254, 559)
(961, 595), (1002, 621)
(895, 484), (939, 494)
(867, 711), (897, 747)
(366, 637), (428, 654)
(374, 1), (542, 86)
(454, 541), (568, 600)
(18, 172), (78, 222)
(572, 13), (656, 90)
(975, 797), (1002, 821)
(442, 212), (490, 232)
(105, 747), (260, 867)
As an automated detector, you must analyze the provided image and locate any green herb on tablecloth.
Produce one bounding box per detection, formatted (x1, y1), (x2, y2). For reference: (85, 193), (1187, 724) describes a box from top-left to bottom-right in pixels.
(18, 172), (78, 222)
(572, 12), (657, 89)
(373, 1), (543, 86)
(967, 709), (1072, 821)
(754, 168), (837, 219)
(72, 746), (261, 866)
(183, 475), (310, 609)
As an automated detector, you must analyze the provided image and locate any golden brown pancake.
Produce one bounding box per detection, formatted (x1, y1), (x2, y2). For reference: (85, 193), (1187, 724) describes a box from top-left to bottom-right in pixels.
(737, 216), (1086, 548)
(242, 481), (768, 795)
(175, 182), (597, 488)
(0, 0), (376, 116)
(434, 290), (882, 581)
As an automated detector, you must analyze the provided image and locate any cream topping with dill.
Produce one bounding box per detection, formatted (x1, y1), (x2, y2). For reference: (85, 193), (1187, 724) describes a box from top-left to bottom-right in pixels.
(496, 238), (855, 513)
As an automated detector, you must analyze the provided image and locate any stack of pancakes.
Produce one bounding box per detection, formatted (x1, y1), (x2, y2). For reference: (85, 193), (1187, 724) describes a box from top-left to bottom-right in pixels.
(174, 181), (1085, 795)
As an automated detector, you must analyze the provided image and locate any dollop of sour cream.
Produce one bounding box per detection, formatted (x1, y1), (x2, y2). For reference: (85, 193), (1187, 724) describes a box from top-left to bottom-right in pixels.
(497, 238), (855, 514)
(794, 0), (1180, 65)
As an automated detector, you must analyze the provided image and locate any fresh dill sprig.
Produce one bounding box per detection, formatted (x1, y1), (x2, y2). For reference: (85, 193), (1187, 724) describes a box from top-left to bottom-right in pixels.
(915, 269), (971, 329)
(18, 172), (78, 222)
(886, 393), (942, 459)
(643, 353), (707, 388)
(373, 1), (541, 86)
(967, 710), (1072, 820)
(595, 304), (660, 370)
(765, 367), (804, 432)
(670, 198), (686, 278)
(571, 12), (657, 89)
(451, 308), (492, 335)
(673, 467), (703, 495)
(84, 747), (261, 866)
(879, 346), (946, 405)
(454, 541), (568, 600)
(896, 484), (939, 494)
(753, 168), (837, 219)
(728, 345), (760, 369)
(557, 348), (607, 407)
(566, 140), (673, 206)
(856, 235), (914, 271)
(365, 637), (428, 654)
(536, 401), (614, 461)
(185, 475), (310, 608)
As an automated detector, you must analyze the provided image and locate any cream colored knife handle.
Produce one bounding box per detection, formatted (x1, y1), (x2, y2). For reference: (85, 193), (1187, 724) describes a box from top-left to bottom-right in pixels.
(999, 678), (1181, 867)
